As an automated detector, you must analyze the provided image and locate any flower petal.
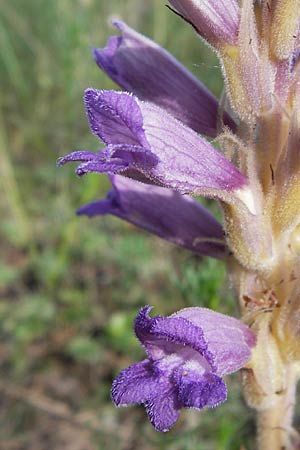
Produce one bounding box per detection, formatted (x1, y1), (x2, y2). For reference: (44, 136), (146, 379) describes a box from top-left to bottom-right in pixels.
(78, 175), (227, 259)
(57, 150), (99, 165)
(174, 307), (256, 375)
(79, 89), (247, 200)
(94, 21), (235, 136)
(134, 306), (214, 368)
(145, 383), (180, 432)
(78, 198), (113, 215)
(84, 89), (150, 148)
(76, 158), (129, 176)
(111, 359), (158, 406)
(174, 365), (227, 409)
(168, 0), (240, 46)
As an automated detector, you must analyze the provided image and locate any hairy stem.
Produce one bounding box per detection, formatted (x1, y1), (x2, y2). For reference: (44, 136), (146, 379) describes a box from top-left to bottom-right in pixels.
(256, 367), (299, 450)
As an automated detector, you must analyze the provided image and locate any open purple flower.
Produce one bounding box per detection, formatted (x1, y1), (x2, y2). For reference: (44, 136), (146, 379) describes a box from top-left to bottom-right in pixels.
(58, 89), (247, 203)
(112, 306), (256, 432)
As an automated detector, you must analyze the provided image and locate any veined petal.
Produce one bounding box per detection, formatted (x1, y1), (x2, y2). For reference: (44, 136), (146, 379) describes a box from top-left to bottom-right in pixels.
(84, 89), (150, 147)
(134, 306), (214, 367)
(78, 175), (227, 259)
(168, 0), (240, 46)
(94, 20), (235, 136)
(174, 366), (227, 409)
(70, 89), (247, 201)
(145, 383), (180, 432)
(174, 307), (256, 376)
(140, 100), (246, 196)
(111, 359), (158, 406)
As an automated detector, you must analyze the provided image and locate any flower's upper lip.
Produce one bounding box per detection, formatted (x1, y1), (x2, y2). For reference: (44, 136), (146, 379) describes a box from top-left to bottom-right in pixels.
(134, 306), (215, 369)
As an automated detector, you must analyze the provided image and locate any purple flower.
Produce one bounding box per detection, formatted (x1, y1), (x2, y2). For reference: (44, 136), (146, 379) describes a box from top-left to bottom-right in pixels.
(77, 175), (227, 259)
(58, 89), (247, 203)
(168, 0), (240, 47)
(112, 306), (256, 432)
(93, 20), (235, 137)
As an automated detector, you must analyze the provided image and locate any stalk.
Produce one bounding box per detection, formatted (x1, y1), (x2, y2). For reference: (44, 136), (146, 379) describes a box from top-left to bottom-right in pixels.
(256, 367), (299, 450)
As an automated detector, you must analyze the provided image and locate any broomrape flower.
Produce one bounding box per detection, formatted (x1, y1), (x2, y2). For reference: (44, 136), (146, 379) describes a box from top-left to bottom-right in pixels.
(112, 306), (255, 432)
(77, 175), (227, 259)
(59, 1), (300, 448)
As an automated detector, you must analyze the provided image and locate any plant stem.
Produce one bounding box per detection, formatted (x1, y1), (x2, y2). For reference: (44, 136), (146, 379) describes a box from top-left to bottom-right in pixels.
(256, 366), (299, 450)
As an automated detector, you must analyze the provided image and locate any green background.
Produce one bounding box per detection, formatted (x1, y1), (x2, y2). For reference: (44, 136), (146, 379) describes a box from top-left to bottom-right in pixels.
(0, 1), (254, 448)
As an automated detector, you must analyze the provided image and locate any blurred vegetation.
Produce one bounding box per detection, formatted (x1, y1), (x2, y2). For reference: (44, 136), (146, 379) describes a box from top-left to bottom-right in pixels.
(0, 1), (255, 449)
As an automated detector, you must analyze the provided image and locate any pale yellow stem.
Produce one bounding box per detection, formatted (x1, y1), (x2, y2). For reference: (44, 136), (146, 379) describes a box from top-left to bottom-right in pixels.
(256, 367), (299, 450)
